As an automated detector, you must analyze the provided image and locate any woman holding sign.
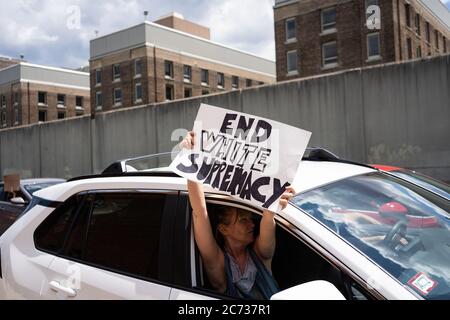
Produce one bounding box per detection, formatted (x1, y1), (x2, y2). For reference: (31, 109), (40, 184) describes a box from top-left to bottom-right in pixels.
(181, 131), (296, 300)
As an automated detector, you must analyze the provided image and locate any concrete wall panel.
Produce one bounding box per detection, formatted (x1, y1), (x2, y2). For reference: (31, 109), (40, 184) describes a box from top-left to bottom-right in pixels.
(1, 55), (449, 182)
(0, 125), (40, 178)
(39, 116), (92, 179)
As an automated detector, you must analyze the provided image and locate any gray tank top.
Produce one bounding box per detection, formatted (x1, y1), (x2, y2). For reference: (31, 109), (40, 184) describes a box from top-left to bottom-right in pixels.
(224, 247), (279, 299)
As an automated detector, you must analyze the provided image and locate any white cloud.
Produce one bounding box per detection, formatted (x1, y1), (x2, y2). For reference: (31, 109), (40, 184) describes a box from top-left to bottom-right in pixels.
(199, 0), (275, 61)
(3, 0), (446, 68)
(0, 0), (277, 68)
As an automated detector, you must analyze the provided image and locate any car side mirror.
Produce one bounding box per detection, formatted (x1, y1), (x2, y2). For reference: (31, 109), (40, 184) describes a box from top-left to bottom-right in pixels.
(10, 197), (26, 205)
(270, 280), (346, 300)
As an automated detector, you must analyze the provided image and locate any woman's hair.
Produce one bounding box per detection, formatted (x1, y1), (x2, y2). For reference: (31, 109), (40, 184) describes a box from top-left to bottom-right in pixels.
(207, 204), (238, 249)
(207, 204), (256, 249)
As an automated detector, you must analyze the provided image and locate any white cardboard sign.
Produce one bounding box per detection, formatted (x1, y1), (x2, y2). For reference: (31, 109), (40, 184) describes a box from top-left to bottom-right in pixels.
(170, 104), (311, 212)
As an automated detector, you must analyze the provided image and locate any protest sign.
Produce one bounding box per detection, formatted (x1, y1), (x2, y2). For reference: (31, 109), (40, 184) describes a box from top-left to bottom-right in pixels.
(170, 104), (311, 212)
(3, 174), (20, 194)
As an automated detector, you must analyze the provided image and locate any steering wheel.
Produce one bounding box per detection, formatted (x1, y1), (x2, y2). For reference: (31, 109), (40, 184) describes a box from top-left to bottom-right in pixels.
(383, 220), (407, 249)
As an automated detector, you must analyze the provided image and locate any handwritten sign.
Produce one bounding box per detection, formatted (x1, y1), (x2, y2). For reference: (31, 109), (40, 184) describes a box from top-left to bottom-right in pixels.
(170, 104), (311, 212)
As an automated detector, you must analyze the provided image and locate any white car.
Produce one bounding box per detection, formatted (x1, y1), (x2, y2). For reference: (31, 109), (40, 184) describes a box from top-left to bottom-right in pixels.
(0, 151), (449, 300)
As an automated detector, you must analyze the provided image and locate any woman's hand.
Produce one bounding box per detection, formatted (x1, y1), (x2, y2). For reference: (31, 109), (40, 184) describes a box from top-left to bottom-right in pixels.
(180, 131), (195, 150)
(279, 186), (296, 210)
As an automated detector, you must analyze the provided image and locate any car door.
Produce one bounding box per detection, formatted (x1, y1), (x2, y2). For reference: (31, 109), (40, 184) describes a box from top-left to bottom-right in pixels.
(39, 189), (179, 299)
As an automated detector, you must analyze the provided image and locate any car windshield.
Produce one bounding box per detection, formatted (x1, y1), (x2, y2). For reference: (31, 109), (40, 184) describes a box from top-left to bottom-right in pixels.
(23, 181), (64, 195)
(390, 170), (450, 201)
(291, 172), (450, 300)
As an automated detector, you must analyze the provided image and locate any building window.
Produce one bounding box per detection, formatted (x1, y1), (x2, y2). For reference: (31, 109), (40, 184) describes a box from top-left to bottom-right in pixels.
(202, 90), (209, 95)
(232, 76), (239, 89)
(322, 41), (338, 67)
(367, 32), (381, 59)
(184, 87), (192, 98)
(95, 69), (101, 85)
(201, 69), (209, 85)
(415, 14), (420, 36)
(13, 92), (19, 105)
(113, 88), (122, 106)
(57, 111), (65, 119)
(113, 64), (121, 81)
(14, 108), (19, 125)
(134, 59), (142, 77)
(76, 96), (83, 109)
(165, 85), (174, 101)
(416, 46), (422, 58)
(57, 94), (65, 106)
(164, 60), (174, 78)
(435, 30), (440, 50)
(38, 91), (47, 105)
(426, 22), (430, 43)
(405, 4), (411, 28)
(217, 73), (225, 88)
(444, 38), (447, 53)
(1, 95), (6, 108)
(407, 38), (412, 59)
(246, 79), (252, 87)
(135, 82), (142, 102)
(1, 111), (6, 127)
(95, 91), (102, 109)
(38, 110), (47, 122)
(366, 0), (378, 7)
(321, 7), (337, 33)
(287, 50), (298, 74)
(285, 18), (296, 41)
(183, 65), (192, 82)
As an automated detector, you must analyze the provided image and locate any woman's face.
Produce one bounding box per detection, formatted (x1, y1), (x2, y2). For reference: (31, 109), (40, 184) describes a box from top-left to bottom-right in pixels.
(222, 209), (255, 246)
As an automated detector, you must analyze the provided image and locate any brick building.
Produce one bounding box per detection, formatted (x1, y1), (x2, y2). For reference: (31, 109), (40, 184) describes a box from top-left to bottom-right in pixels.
(89, 13), (276, 114)
(0, 62), (90, 129)
(274, 0), (450, 81)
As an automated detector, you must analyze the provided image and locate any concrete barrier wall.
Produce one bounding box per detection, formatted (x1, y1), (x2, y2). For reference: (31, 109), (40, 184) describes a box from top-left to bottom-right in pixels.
(1, 55), (449, 182)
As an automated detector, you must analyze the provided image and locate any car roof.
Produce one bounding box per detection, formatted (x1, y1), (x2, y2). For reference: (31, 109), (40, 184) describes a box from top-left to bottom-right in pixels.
(20, 178), (66, 185)
(34, 160), (375, 202)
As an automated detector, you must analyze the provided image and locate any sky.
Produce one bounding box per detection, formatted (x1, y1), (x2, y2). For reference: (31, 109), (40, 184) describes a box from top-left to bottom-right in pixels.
(0, 0), (449, 70)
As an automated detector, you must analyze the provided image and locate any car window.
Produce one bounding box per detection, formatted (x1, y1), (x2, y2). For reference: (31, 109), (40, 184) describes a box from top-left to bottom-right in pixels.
(0, 184), (5, 201)
(63, 194), (94, 259)
(273, 224), (374, 300)
(74, 192), (167, 281)
(34, 194), (83, 254)
(193, 201), (373, 300)
(391, 170), (450, 201)
(291, 172), (450, 300)
(192, 202), (262, 297)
